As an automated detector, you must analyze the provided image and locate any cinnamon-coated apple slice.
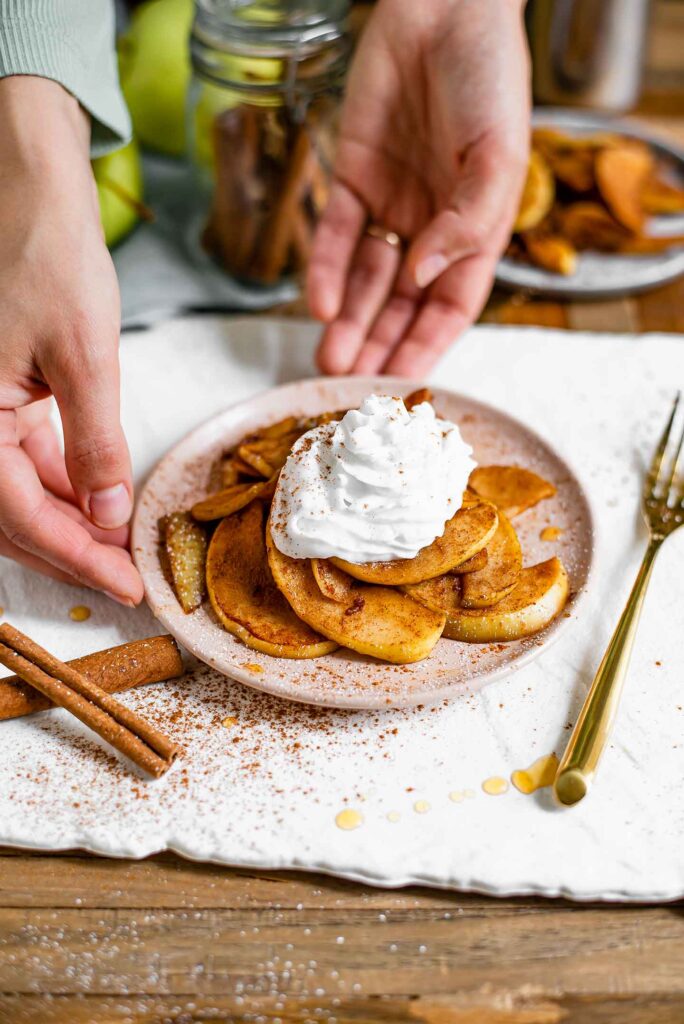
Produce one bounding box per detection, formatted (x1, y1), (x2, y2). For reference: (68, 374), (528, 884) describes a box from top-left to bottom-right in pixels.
(461, 509), (522, 609)
(443, 557), (569, 643)
(468, 465), (556, 518)
(404, 387), (433, 410)
(311, 559), (354, 603)
(331, 501), (498, 586)
(160, 511), (208, 614)
(400, 573), (462, 614)
(450, 548), (488, 574)
(267, 522), (446, 664)
(207, 503), (337, 659)
(192, 475), (277, 522)
(514, 149), (555, 231)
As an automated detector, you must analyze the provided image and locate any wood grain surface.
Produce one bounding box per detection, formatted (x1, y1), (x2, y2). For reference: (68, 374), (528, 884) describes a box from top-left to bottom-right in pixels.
(1, 4), (683, 1022)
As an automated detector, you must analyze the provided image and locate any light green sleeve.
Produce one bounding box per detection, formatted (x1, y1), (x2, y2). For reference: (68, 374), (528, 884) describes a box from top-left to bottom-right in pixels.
(0, 0), (131, 155)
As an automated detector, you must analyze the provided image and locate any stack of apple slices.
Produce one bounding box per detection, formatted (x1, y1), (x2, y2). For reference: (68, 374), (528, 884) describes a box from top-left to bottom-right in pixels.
(160, 401), (569, 665)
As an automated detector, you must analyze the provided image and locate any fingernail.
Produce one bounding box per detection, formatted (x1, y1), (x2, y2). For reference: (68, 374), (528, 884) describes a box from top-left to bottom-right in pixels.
(104, 590), (137, 608)
(89, 483), (132, 529)
(415, 253), (449, 289)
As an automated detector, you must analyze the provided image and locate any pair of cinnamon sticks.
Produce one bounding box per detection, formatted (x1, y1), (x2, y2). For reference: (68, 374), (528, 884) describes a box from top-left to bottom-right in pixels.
(0, 625), (183, 778)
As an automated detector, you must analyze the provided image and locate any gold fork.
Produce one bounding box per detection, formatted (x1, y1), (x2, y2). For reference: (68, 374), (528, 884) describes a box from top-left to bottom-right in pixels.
(554, 392), (684, 806)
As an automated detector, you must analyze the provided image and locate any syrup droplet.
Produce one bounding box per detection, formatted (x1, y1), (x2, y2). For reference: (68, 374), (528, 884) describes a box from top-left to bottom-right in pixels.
(69, 605), (91, 622)
(511, 753), (559, 794)
(335, 808), (363, 831)
(222, 716), (237, 728)
(386, 811), (400, 823)
(540, 526), (563, 541)
(482, 776), (509, 796)
(449, 791), (465, 803)
(413, 800), (431, 814)
(242, 662), (263, 674)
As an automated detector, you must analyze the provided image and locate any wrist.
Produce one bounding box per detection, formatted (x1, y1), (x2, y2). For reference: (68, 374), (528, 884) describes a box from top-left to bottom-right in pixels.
(0, 76), (91, 178)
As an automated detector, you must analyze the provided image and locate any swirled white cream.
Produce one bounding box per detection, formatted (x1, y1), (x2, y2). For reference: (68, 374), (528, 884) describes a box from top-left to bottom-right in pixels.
(270, 394), (476, 563)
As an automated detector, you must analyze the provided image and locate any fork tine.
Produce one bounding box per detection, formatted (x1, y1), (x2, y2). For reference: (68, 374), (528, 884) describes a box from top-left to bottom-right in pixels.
(665, 420), (684, 505)
(645, 392), (681, 501)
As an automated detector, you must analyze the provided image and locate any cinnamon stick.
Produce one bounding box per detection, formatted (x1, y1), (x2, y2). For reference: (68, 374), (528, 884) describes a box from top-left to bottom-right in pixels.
(0, 625), (179, 778)
(255, 125), (318, 282)
(0, 635), (183, 723)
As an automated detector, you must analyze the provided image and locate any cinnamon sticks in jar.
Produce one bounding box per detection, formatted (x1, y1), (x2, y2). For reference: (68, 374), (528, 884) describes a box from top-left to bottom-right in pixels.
(0, 626), (182, 778)
(200, 97), (336, 285)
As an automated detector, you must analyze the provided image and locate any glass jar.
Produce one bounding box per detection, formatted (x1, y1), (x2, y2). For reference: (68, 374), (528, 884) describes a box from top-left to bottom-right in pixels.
(187, 0), (350, 292)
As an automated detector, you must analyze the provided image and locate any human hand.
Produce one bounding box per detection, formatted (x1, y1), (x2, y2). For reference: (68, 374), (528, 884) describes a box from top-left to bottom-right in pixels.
(309, 0), (530, 378)
(0, 77), (143, 604)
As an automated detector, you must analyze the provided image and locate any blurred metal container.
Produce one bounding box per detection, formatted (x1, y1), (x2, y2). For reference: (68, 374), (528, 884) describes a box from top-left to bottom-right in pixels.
(528, 0), (651, 112)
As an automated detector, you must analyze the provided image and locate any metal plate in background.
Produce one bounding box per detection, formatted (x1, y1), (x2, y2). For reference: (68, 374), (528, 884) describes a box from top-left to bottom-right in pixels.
(495, 108), (684, 299)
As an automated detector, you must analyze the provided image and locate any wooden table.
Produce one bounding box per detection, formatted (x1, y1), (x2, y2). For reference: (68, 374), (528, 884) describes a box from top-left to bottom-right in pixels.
(2, 5), (684, 1022)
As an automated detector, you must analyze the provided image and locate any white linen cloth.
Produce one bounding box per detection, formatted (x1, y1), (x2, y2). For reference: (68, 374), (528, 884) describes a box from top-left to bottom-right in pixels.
(0, 317), (682, 901)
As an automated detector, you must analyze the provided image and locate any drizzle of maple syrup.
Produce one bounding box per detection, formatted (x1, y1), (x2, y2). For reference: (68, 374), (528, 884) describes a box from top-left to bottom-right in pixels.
(69, 605), (91, 622)
(540, 526), (563, 542)
(511, 753), (559, 794)
(482, 776), (509, 796)
(335, 808), (363, 831)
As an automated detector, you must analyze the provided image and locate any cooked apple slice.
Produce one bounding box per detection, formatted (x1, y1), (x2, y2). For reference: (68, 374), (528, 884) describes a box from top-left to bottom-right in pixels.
(556, 201), (629, 252)
(331, 501), (498, 586)
(311, 559), (354, 602)
(220, 456), (240, 488)
(522, 232), (577, 276)
(400, 574), (462, 614)
(404, 387), (433, 410)
(192, 475), (277, 522)
(246, 414), (300, 442)
(443, 557), (568, 643)
(231, 454), (265, 478)
(469, 466), (556, 518)
(236, 443), (274, 478)
(238, 432), (300, 477)
(461, 510), (522, 609)
(267, 526), (446, 664)
(640, 175), (684, 215)
(451, 548), (488, 574)
(514, 149), (555, 231)
(160, 512), (208, 614)
(595, 143), (653, 233)
(207, 503), (337, 659)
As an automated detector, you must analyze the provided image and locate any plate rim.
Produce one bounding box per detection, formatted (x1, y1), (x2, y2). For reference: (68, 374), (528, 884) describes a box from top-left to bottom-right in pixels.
(132, 376), (596, 709)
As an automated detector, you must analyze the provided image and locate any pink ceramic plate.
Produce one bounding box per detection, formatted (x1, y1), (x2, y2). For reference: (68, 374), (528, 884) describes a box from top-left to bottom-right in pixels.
(132, 377), (594, 709)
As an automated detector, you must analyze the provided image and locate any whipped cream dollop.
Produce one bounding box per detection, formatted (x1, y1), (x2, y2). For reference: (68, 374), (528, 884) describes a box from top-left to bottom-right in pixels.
(270, 394), (477, 563)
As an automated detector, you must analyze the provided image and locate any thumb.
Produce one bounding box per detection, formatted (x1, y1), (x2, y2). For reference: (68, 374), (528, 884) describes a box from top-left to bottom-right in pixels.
(49, 343), (133, 530)
(407, 137), (526, 290)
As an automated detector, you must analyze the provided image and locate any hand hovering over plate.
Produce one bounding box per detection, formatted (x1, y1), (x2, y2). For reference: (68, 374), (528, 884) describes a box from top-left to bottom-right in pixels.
(0, 77), (143, 605)
(309, 0), (530, 378)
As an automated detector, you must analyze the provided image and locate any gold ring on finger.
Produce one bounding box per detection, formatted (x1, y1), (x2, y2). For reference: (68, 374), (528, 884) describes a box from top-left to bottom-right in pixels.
(365, 223), (404, 250)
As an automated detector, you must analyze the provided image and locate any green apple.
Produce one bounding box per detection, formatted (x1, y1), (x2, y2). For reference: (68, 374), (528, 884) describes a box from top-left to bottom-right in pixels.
(118, 0), (193, 156)
(92, 138), (144, 248)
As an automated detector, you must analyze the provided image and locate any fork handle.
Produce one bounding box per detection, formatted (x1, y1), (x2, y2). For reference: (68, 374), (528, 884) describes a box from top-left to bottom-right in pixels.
(554, 538), (661, 806)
